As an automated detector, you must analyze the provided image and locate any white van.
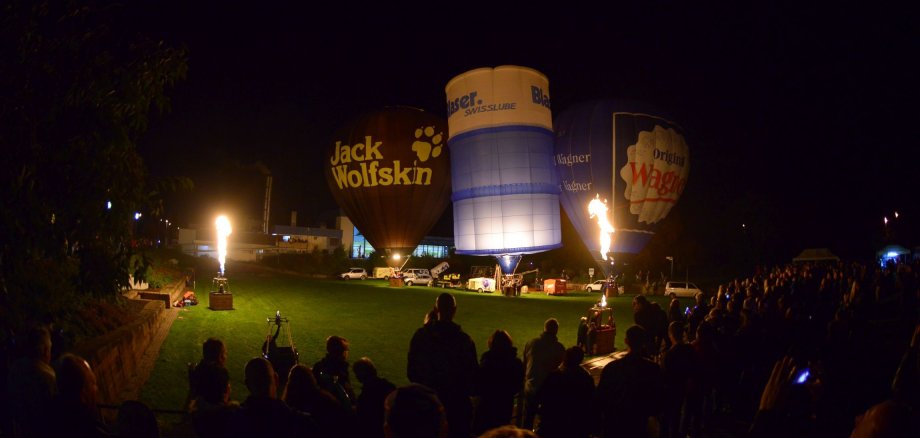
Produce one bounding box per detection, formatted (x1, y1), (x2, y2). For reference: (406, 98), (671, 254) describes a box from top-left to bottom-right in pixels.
(664, 281), (703, 299)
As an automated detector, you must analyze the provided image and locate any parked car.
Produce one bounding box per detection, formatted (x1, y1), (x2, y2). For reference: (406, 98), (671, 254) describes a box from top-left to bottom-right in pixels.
(339, 268), (367, 280)
(584, 280), (624, 295)
(664, 281), (703, 298)
(403, 268), (434, 287)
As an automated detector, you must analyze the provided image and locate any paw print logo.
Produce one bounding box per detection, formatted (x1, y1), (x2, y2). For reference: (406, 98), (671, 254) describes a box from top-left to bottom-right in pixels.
(411, 126), (444, 162)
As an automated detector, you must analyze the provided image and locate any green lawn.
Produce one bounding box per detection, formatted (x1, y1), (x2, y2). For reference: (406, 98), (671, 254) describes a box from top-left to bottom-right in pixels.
(140, 271), (688, 413)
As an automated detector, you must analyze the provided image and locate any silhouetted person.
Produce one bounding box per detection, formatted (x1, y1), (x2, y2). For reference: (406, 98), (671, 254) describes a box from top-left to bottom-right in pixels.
(661, 321), (697, 438)
(521, 318), (565, 429)
(5, 325), (56, 436)
(190, 363), (238, 438)
(534, 346), (594, 438)
(314, 335), (356, 408)
(407, 293), (478, 438)
(384, 384), (447, 438)
(283, 364), (353, 437)
(596, 325), (665, 438)
(354, 357), (396, 438)
(49, 353), (108, 437)
(189, 337), (227, 408)
(235, 357), (317, 437)
(472, 329), (524, 434)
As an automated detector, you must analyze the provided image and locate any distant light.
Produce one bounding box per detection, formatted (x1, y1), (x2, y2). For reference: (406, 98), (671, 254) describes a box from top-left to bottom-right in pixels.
(134, 212), (142, 220)
(106, 201), (112, 210)
(884, 217), (889, 225)
(886, 251), (899, 258)
(895, 211), (899, 218)
(742, 223), (746, 228)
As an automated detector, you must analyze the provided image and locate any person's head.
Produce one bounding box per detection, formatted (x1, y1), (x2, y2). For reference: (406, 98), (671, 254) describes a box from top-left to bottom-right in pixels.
(543, 318), (559, 336)
(435, 293), (456, 322)
(632, 295), (648, 311)
(21, 325), (52, 363)
(56, 353), (97, 409)
(562, 346), (584, 370)
(202, 337), (227, 366)
(668, 321), (685, 345)
(353, 357), (378, 384)
(116, 400), (158, 438)
(282, 364), (320, 406)
(196, 363), (231, 405)
(326, 335), (349, 359)
(696, 293), (705, 305)
(384, 384), (446, 438)
(244, 357), (277, 399)
(488, 330), (513, 352)
(850, 399), (914, 438)
(624, 325), (649, 355)
(669, 298), (680, 312)
(479, 425), (539, 437)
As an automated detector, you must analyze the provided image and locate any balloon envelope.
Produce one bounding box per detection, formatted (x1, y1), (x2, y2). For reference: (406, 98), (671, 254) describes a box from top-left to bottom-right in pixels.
(324, 107), (451, 264)
(446, 66), (561, 273)
(554, 100), (690, 262)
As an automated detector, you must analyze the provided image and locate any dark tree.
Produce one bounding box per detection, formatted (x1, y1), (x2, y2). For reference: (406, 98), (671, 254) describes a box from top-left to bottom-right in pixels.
(0, 0), (187, 327)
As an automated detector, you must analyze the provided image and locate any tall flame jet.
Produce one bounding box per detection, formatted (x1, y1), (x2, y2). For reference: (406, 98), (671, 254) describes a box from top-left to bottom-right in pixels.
(588, 195), (615, 261)
(215, 215), (232, 276)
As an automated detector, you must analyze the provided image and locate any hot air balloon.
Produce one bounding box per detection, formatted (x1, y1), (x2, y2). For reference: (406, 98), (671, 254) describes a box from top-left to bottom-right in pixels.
(324, 107), (451, 267)
(446, 66), (561, 274)
(554, 100), (690, 270)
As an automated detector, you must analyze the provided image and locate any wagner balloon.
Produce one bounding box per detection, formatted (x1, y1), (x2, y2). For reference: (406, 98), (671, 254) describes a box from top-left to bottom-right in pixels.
(554, 100), (690, 259)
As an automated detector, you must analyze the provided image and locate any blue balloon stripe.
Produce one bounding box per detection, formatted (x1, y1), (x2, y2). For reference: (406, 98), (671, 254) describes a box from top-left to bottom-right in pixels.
(449, 125), (553, 144)
(455, 242), (562, 256)
(451, 182), (561, 202)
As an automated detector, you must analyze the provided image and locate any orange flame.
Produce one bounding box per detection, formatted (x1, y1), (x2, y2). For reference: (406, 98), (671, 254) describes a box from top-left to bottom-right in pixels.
(588, 195), (615, 260)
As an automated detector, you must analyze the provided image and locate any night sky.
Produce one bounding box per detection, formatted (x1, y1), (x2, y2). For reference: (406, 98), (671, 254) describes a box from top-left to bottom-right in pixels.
(130, 2), (917, 263)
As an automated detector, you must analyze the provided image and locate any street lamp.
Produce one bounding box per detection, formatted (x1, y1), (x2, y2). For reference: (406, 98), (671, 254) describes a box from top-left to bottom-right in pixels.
(666, 256), (674, 280)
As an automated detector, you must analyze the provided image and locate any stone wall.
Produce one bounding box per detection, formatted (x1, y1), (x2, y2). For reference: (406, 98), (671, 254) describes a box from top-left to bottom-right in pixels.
(75, 279), (183, 406)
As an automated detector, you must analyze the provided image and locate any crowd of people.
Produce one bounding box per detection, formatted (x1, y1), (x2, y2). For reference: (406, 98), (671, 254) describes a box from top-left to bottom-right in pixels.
(2, 260), (919, 437)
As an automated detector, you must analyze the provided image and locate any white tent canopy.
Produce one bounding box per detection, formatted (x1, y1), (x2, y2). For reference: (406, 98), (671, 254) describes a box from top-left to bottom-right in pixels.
(792, 248), (840, 263)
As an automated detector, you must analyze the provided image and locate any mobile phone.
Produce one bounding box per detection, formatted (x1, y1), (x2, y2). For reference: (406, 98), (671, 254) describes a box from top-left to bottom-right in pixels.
(794, 369), (811, 384)
(684, 306), (691, 315)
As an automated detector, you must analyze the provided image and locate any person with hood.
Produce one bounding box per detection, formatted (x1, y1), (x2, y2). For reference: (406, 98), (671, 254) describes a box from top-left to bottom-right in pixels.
(472, 329), (524, 434)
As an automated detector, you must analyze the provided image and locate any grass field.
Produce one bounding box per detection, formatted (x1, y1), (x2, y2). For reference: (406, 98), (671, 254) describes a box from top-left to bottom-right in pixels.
(139, 270), (689, 413)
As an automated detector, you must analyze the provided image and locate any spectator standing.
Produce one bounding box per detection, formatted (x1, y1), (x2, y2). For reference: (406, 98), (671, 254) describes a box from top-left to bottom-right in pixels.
(472, 329), (524, 434)
(353, 357), (396, 438)
(596, 325), (665, 438)
(521, 318), (565, 430)
(534, 346), (594, 438)
(407, 292), (478, 438)
(661, 321), (697, 438)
